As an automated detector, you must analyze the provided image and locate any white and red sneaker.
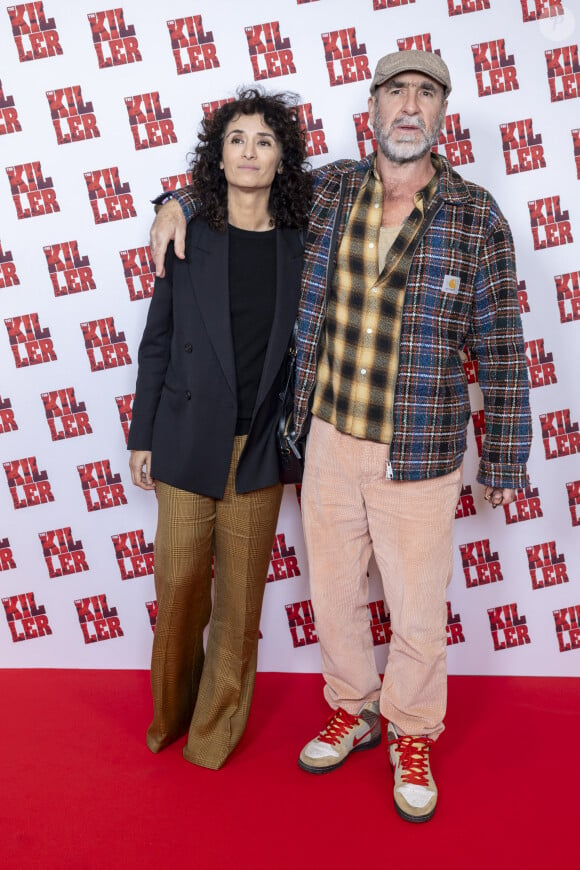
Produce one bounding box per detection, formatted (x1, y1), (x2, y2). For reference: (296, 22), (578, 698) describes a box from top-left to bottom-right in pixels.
(387, 721), (437, 823)
(298, 701), (381, 774)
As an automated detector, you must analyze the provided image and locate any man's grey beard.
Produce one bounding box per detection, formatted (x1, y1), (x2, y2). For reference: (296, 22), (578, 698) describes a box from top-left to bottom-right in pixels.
(374, 104), (446, 164)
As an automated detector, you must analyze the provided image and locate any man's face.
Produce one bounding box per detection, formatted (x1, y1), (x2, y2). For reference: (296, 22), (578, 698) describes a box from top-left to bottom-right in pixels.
(369, 71), (447, 164)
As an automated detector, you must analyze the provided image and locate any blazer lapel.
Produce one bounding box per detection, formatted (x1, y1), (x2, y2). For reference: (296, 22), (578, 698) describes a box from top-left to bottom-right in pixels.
(186, 221), (237, 397)
(253, 227), (303, 412)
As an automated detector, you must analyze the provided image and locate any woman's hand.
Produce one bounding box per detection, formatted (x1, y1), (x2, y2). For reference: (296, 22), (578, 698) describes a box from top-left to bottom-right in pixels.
(129, 450), (155, 490)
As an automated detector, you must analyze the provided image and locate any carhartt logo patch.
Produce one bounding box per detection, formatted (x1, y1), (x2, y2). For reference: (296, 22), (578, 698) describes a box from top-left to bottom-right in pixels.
(442, 274), (460, 294)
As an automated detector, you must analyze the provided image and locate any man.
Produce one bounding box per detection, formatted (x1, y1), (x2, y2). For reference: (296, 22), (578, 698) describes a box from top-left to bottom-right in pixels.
(149, 51), (532, 823)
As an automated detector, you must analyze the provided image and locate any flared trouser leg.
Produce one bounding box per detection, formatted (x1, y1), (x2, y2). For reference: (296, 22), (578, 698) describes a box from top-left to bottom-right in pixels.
(146, 480), (214, 753)
(183, 443), (283, 769)
(147, 437), (283, 765)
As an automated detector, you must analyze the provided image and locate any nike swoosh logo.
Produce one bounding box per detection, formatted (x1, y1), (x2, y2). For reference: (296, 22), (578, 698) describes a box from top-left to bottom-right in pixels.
(353, 726), (375, 747)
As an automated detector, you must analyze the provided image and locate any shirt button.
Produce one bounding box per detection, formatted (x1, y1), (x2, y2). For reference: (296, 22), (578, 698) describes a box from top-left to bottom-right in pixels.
(185, 390), (191, 400)
(360, 368), (367, 375)
(184, 343), (192, 353)
(374, 202), (380, 208)
(368, 243), (374, 249)
(366, 328), (373, 334)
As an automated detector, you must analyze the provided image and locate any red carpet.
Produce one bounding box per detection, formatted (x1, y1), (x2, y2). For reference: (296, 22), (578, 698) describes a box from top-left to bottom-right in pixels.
(2, 670), (577, 869)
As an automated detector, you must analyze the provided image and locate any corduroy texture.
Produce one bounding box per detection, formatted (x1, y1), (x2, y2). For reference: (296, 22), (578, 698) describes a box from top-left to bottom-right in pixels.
(302, 417), (463, 739)
(147, 436), (283, 769)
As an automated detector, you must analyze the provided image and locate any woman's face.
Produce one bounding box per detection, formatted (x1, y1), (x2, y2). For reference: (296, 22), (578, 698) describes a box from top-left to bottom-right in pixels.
(220, 113), (283, 193)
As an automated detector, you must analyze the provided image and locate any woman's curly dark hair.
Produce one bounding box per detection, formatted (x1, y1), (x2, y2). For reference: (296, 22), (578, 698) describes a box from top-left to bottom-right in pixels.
(188, 87), (312, 232)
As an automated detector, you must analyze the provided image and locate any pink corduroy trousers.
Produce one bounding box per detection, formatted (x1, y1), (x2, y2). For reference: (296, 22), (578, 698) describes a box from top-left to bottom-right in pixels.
(302, 416), (463, 739)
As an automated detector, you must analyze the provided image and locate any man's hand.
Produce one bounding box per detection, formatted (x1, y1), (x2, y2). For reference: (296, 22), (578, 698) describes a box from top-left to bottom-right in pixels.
(483, 486), (516, 509)
(150, 199), (186, 277)
(129, 450), (155, 491)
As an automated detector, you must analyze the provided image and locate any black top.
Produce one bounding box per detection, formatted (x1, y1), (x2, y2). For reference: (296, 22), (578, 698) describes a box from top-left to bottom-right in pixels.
(228, 224), (277, 434)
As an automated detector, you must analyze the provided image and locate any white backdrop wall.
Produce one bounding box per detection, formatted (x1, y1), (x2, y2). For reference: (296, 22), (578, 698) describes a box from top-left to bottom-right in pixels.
(0, 0), (579, 674)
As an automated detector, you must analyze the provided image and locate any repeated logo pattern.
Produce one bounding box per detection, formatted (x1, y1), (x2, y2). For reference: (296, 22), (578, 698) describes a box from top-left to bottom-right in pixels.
(1, 0), (578, 674)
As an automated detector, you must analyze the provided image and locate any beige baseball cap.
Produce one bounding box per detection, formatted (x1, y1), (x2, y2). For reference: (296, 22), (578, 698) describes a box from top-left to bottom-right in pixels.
(370, 49), (452, 97)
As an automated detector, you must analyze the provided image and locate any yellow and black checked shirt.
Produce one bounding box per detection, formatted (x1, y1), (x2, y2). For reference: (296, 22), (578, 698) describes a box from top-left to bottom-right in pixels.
(312, 158), (440, 444)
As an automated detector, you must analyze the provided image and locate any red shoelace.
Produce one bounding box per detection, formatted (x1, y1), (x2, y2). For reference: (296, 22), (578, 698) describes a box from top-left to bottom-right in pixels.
(388, 735), (434, 786)
(317, 708), (360, 746)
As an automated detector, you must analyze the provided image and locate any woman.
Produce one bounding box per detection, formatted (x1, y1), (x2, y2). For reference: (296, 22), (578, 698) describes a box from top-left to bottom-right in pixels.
(128, 88), (311, 769)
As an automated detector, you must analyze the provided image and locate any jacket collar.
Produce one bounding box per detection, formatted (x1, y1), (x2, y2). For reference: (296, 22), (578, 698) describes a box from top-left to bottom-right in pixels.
(326, 151), (473, 205)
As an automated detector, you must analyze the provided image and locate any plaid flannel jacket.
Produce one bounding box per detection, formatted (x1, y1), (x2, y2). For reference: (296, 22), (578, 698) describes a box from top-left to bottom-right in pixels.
(313, 162), (438, 444)
(171, 153), (531, 488)
(294, 154), (531, 488)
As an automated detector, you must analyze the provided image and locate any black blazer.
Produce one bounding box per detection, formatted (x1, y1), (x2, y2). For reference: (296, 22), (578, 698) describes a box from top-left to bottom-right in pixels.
(128, 218), (303, 498)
